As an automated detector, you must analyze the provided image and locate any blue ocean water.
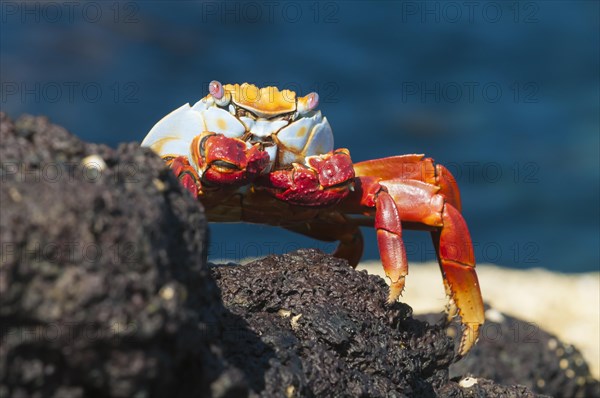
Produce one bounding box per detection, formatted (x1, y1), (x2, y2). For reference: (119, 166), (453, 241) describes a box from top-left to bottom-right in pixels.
(1, 1), (598, 271)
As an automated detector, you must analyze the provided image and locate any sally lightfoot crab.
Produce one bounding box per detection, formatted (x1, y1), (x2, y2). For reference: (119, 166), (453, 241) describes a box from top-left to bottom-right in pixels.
(141, 81), (484, 356)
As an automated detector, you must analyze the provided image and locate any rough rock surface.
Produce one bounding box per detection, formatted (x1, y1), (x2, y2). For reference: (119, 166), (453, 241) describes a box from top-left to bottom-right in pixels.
(211, 251), (548, 397)
(3, 113), (593, 397)
(0, 113), (245, 397)
(444, 309), (600, 398)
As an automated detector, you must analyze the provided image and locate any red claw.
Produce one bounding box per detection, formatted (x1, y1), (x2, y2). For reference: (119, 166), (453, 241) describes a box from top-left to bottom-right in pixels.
(198, 134), (270, 187)
(167, 156), (201, 198)
(262, 149), (355, 207)
(307, 149), (355, 189)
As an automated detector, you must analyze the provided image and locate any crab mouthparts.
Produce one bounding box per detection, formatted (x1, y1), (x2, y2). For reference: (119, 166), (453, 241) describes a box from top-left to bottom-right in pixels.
(210, 160), (241, 172)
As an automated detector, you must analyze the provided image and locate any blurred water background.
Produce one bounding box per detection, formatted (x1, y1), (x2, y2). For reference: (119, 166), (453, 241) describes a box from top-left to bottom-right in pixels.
(1, 1), (598, 272)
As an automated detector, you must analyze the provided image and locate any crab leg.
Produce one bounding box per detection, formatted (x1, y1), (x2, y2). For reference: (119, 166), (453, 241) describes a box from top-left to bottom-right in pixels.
(354, 154), (462, 211)
(431, 204), (483, 356)
(379, 178), (483, 356)
(343, 154), (485, 356)
(374, 190), (409, 303)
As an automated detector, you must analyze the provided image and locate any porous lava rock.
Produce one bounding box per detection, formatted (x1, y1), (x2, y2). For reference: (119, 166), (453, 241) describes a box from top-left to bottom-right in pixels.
(0, 113), (247, 397)
(445, 309), (600, 398)
(211, 250), (549, 397)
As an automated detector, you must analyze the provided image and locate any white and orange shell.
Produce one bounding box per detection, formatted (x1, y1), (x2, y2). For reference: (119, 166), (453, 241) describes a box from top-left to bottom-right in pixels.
(141, 82), (334, 174)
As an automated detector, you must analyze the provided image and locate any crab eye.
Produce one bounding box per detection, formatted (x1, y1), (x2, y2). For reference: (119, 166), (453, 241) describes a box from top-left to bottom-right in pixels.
(209, 80), (224, 99)
(297, 92), (319, 115)
(306, 92), (319, 111)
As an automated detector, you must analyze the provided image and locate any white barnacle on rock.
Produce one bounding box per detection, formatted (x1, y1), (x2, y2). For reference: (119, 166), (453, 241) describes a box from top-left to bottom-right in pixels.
(159, 283), (187, 302)
(160, 285), (175, 300)
(285, 385), (295, 398)
(81, 154), (106, 171)
(536, 379), (546, 388)
(291, 314), (302, 330)
(278, 309), (292, 318)
(458, 377), (478, 388)
(81, 154), (107, 182)
(153, 178), (166, 192)
(8, 187), (22, 202)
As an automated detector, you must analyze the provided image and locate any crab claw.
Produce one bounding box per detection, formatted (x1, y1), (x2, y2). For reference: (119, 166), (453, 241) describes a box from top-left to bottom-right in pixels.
(166, 156), (201, 199)
(263, 149), (355, 206)
(306, 148), (354, 189)
(196, 133), (270, 186)
(141, 94), (256, 186)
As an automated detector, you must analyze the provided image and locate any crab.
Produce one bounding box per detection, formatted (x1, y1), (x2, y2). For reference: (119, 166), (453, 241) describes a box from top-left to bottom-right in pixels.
(141, 81), (484, 356)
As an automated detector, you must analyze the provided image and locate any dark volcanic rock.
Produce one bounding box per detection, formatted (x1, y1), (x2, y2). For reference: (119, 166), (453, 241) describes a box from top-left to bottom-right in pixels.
(446, 309), (600, 398)
(211, 250), (547, 397)
(0, 113), (248, 397)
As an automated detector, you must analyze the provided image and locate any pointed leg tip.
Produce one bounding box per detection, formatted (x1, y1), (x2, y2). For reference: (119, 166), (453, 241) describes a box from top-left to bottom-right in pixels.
(457, 323), (481, 358)
(386, 277), (405, 304)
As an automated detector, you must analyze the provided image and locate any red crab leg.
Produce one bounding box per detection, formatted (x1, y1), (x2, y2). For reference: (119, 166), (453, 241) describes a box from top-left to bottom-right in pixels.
(340, 166), (484, 356)
(336, 176), (411, 302)
(431, 204), (483, 356)
(374, 190), (409, 302)
(353, 154), (462, 211)
(380, 178), (483, 356)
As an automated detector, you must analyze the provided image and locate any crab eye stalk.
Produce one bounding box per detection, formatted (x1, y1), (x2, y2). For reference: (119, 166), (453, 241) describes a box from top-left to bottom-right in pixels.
(307, 92), (319, 110)
(209, 80), (230, 106)
(297, 92), (319, 115)
(209, 80), (224, 99)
